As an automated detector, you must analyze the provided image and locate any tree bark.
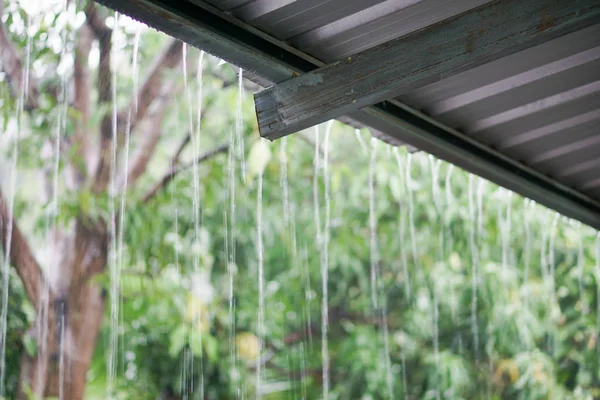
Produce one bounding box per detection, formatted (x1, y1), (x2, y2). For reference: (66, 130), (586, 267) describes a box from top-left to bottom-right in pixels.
(0, 3), (220, 398)
(0, 189), (45, 306)
(14, 220), (108, 400)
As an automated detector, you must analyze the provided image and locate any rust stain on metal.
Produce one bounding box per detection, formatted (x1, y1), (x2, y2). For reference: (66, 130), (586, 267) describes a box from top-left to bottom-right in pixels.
(537, 9), (556, 32)
(465, 28), (484, 54)
(466, 31), (475, 53)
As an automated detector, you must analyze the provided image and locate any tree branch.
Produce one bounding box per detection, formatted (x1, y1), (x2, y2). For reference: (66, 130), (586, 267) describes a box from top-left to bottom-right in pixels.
(280, 307), (390, 346)
(142, 143), (229, 203)
(85, 2), (114, 193)
(90, 17), (184, 192)
(0, 188), (45, 305)
(84, 1), (110, 38)
(120, 39), (186, 190)
(0, 2), (39, 110)
(125, 78), (179, 187)
(71, 23), (94, 185)
(172, 133), (192, 165)
(127, 83), (217, 189)
(126, 38), (183, 132)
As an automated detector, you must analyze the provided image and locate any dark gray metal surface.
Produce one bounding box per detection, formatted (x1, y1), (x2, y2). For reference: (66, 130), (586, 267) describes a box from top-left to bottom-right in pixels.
(253, 0), (600, 140)
(96, 0), (600, 229)
(400, 23), (600, 201)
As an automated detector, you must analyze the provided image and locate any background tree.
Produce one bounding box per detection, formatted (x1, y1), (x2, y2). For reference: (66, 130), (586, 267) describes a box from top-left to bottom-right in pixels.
(0, 1), (231, 398)
(2, 1), (600, 400)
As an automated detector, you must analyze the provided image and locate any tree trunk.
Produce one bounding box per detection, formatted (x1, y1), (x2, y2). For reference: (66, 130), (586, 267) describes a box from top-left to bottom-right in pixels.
(17, 221), (108, 400)
(1, 5), (188, 397)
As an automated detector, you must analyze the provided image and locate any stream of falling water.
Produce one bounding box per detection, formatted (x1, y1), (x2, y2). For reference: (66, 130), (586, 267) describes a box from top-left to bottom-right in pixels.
(321, 121), (334, 399)
(577, 223), (584, 299)
(354, 129), (368, 154)
(0, 122), (16, 397)
(428, 156), (441, 400)
(132, 27), (141, 113)
(369, 139), (379, 309)
(0, 8), (31, 392)
(182, 44), (204, 397)
(445, 165), (456, 323)
(115, 27), (138, 384)
(501, 191), (513, 282)
(256, 149), (265, 399)
(596, 233), (600, 363)
(57, 4), (70, 397)
(280, 134), (307, 396)
(31, 11), (50, 394)
(311, 125), (325, 398)
(540, 211), (549, 283)
(224, 68), (241, 398)
(236, 69), (246, 183)
(115, 102), (132, 396)
(393, 149), (410, 300)
(226, 67), (239, 396)
(174, 207), (187, 397)
(406, 154), (419, 285)
(280, 138), (290, 229)
(392, 148), (409, 396)
(190, 46), (206, 396)
(107, 12), (121, 397)
(547, 213), (559, 355)
(369, 139), (394, 399)
(302, 243), (313, 348)
(468, 175), (479, 360)
(523, 200), (533, 312)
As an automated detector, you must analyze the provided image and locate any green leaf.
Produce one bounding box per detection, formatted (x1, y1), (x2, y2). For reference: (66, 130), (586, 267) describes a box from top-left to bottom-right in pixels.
(23, 335), (38, 357)
(203, 334), (219, 363)
(168, 325), (187, 358)
(246, 138), (272, 181)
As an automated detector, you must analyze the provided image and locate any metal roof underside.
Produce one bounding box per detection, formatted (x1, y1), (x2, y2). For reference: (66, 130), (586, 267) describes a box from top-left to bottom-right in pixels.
(96, 0), (600, 229)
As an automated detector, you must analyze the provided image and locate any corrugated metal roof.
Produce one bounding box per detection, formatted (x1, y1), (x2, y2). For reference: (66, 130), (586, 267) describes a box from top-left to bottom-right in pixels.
(206, 0), (493, 61)
(400, 24), (600, 200)
(206, 0), (600, 205)
(99, 0), (600, 227)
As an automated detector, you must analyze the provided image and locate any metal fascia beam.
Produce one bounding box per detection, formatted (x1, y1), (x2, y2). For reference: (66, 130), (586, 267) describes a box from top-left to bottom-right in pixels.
(254, 0), (600, 139)
(355, 101), (600, 229)
(95, 0), (317, 83)
(95, 0), (600, 229)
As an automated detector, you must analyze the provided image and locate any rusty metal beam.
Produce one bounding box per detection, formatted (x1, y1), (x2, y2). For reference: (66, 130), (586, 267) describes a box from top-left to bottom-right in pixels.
(254, 0), (600, 139)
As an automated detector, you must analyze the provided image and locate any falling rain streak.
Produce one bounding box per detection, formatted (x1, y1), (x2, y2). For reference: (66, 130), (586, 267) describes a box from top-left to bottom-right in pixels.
(107, 12), (120, 398)
(428, 156), (441, 400)
(596, 233), (600, 363)
(468, 175), (479, 360)
(369, 138), (379, 310)
(406, 154), (419, 283)
(394, 148), (411, 300)
(256, 146), (265, 398)
(0, 5), (32, 396)
(369, 138), (394, 399)
(321, 121), (334, 399)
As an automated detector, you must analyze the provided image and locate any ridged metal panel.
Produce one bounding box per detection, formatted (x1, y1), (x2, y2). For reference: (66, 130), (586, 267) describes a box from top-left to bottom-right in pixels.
(206, 0), (493, 61)
(399, 24), (600, 200)
(206, 0), (600, 203)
